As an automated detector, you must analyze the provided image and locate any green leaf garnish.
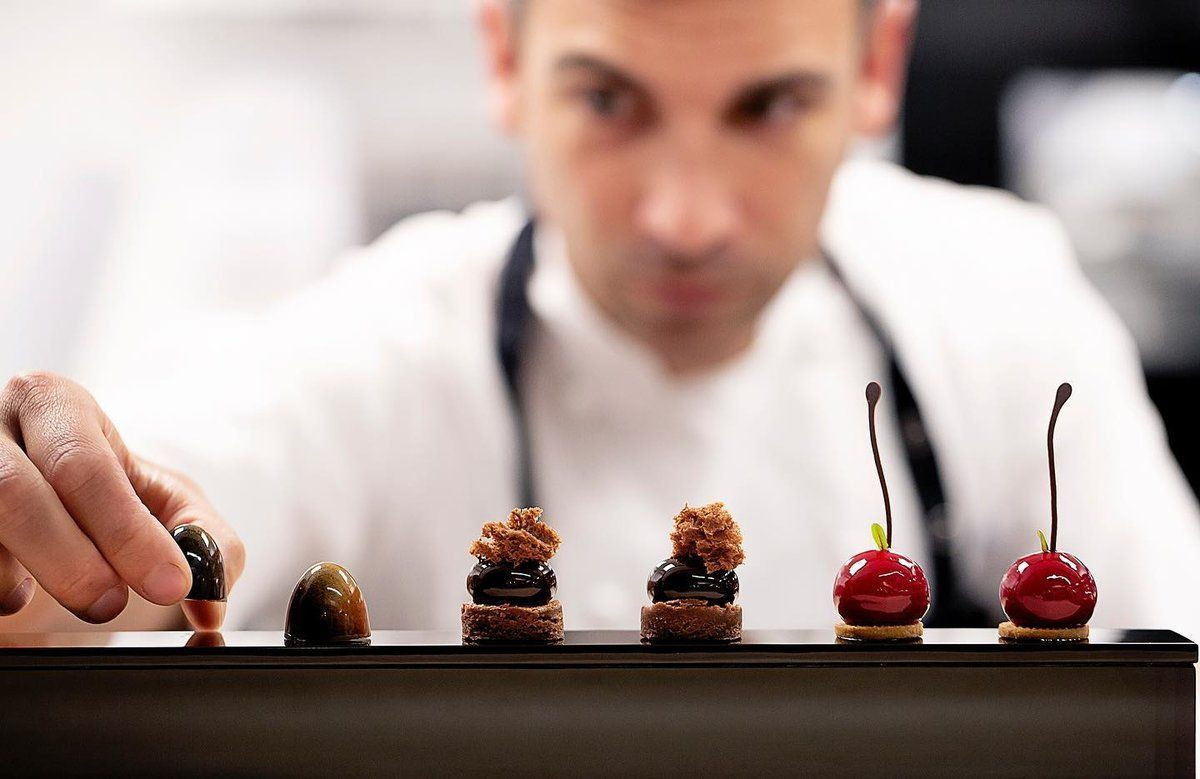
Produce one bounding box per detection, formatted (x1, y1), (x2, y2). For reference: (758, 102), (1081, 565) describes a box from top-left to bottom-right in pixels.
(1037, 529), (1049, 553)
(871, 522), (889, 551)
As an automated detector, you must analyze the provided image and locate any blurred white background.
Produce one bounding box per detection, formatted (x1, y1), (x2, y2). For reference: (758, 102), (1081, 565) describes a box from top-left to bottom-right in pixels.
(1, 0), (520, 380)
(3, 0), (1200, 491)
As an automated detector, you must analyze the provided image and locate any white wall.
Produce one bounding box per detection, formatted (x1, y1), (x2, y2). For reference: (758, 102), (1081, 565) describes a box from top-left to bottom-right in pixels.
(0, 0), (522, 377)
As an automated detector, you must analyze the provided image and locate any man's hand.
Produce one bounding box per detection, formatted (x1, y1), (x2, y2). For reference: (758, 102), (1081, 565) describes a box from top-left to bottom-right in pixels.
(0, 372), (244, 630)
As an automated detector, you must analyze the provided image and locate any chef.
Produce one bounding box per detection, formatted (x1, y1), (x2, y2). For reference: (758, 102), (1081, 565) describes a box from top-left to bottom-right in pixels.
(1, 0), (1198, 641)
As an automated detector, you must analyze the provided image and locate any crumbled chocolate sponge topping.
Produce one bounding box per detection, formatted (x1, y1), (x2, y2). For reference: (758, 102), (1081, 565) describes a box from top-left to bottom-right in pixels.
(669, 502), (745, 573)
(469, 507), (561, 564)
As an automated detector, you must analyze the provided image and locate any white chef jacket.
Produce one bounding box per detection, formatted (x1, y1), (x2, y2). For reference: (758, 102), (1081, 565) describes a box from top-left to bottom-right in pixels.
(89, 158), (1200, 639)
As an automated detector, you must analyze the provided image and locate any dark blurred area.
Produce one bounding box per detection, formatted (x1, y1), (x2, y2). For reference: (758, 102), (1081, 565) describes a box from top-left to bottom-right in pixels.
(902, 0), (1200, 496)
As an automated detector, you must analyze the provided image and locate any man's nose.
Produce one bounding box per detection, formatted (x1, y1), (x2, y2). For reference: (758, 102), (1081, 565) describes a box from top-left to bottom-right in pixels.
(635, 158), (740, 261)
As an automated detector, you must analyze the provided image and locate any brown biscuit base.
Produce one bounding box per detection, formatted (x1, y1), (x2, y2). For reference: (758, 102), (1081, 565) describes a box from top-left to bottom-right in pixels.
(461, 599), (564, 644)
(999, 621), (1089, 642)
(834, 621), (923, 641)
(640, 600), (742, 643)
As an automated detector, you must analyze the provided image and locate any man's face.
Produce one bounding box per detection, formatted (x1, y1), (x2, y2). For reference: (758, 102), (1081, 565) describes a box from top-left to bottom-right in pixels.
(488, 0), (905, 368)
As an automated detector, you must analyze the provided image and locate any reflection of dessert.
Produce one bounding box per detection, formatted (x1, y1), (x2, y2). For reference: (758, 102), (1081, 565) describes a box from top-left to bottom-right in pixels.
(461, 508), (563, 644)
(185, 631), (226, 648)
(834, 383), (930, 641)
(1000, 383), (1097, 641)
(641, 502), (745, 643)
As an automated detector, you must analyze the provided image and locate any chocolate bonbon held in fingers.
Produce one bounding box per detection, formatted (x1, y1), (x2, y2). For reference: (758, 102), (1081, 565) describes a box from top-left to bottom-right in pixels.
(999, 383), (1097, 642)
(171, 524), (226, 602)
(461, 507), (564, 644)
(640, 502), (745, 643)
(833, 382), (931, 641)
(284, 562), (371, 646)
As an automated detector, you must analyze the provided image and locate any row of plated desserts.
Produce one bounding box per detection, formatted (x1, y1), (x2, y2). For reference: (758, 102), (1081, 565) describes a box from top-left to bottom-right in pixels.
(170, 383), (1097, 646)
(451, 381), (1096, 645)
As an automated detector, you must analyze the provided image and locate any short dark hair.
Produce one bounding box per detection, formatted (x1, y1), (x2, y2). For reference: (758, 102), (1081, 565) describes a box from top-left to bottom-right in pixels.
(510, 0), (880, 24)
(510, 0), (880, 8)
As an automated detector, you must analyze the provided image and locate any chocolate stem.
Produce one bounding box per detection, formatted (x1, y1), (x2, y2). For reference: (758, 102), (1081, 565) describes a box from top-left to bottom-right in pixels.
(1047, 382), (1072, 552)
(866, 382), (892, 547)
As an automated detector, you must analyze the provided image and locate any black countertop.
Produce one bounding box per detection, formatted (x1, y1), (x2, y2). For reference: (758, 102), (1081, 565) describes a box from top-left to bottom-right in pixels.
(1, 627), (1194, 669)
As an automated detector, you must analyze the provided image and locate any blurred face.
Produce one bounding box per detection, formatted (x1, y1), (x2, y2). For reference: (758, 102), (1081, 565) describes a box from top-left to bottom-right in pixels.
(483, 0), (913, 371)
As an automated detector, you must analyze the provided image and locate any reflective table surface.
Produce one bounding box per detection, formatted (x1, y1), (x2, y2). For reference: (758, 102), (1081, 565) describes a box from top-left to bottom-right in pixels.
(0, 627), (1194, 667)
(2, 628), (1194, 776)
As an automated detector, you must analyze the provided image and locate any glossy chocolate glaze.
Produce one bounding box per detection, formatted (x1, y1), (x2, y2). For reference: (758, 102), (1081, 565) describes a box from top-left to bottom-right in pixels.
(171, 524), (226, 602)
(647, 557), (739, 606)
(467, 560), (556, 606)
(284, 562), (371, 646)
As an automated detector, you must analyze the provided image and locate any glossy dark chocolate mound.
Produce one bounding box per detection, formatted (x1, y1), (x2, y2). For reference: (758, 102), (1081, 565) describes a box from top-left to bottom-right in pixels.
(647, 557), (738, 606)
(467, 560), (556, 606)
(640, 599), (742, 643)
(171, 524), (226, 602)
(284, 562), (371, 646)
(461, 599), (563, 644)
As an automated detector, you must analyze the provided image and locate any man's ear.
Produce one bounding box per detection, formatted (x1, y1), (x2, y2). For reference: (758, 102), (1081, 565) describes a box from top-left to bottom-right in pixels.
(478, 0), (522, 136)
(854, 0), (919, 138)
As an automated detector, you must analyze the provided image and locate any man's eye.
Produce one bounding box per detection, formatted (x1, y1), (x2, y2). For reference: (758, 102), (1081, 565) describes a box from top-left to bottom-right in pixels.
(732, 92), (806, 126)
(583, 87), (632, 119)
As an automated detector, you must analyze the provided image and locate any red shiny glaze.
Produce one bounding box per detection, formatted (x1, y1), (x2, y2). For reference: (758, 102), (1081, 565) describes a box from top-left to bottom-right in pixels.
(833, 549), (930, 626)
(1000, 551), (1097, 628)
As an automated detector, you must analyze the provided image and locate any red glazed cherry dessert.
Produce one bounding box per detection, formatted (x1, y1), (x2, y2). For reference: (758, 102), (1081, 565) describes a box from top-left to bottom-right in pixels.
(834, 532), (930, 626)
(1000, 545), (1096, 628)
(999, 383), (1097, 641)
(833, 383), (930, 640)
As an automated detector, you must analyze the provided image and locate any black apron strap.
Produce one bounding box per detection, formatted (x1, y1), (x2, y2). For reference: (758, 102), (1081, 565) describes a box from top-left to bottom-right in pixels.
(495, 219), (986, 626)
(496, 219), (539, 509)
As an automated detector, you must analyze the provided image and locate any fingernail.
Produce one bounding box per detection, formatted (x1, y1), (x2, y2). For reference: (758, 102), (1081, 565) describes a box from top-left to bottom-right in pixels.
(0, 577), (35, 615)
(143, 563), (190, 604)
(84, 585), (127, 623)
